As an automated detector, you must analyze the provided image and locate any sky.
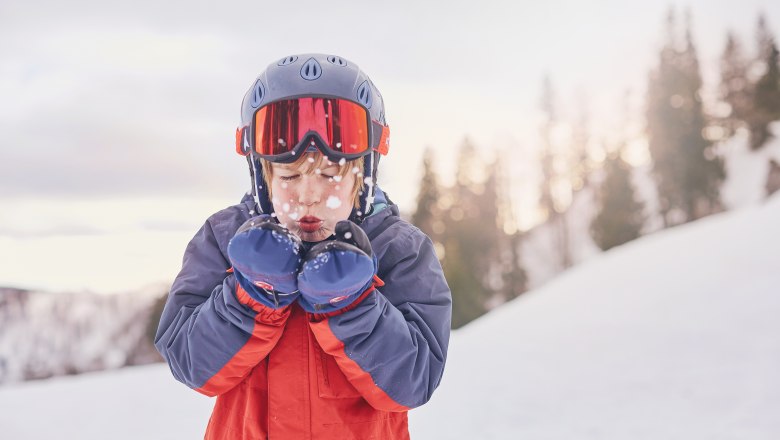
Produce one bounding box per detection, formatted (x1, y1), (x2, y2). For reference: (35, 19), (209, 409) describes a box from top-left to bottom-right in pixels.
(1, 0), (779, 292)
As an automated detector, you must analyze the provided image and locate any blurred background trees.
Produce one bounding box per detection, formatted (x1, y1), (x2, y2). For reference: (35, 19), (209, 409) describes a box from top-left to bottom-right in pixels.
(409, 9), (780, 329)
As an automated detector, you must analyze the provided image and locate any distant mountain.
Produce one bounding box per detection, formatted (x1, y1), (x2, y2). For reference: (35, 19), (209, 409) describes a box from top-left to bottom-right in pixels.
(0, 284), (167, 384)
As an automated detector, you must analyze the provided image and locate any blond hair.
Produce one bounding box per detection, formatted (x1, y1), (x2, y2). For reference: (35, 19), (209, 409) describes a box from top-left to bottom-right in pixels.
(260, 153), (365, 209)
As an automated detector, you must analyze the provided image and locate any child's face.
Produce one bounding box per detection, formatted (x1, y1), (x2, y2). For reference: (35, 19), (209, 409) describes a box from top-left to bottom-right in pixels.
(269, 155), (357, 242)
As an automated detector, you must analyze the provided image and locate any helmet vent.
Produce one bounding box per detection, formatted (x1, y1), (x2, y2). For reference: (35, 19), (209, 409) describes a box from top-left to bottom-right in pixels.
(250, 79), (265, 108)
(278, 55), (298, 66)
(357, 81), (372, 108)
(300, 58), (322, 80)
(327, 55), (347, 66)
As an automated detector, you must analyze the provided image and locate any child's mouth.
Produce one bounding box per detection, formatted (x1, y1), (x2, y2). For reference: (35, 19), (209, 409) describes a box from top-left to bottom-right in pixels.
(298, 216), (323, 233)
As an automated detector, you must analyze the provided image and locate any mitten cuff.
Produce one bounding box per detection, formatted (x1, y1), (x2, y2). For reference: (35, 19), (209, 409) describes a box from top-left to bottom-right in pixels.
(234, 269), (299, 309)
(301, 275), (384, 317)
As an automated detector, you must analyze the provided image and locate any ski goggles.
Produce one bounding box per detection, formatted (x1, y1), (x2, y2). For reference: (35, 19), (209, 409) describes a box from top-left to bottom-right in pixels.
(236, 97), (390, 162)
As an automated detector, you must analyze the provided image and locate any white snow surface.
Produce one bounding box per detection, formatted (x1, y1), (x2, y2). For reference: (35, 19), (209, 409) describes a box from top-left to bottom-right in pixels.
(1, 195), (779, 439)
(0, 364), (213, 440)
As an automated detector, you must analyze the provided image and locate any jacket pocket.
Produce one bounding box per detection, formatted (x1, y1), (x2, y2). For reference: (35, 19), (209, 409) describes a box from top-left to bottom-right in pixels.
(314, 343), (363, 399)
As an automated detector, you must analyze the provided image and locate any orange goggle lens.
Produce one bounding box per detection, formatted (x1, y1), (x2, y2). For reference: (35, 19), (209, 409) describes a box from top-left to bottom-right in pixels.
(253, 97), (370, 158)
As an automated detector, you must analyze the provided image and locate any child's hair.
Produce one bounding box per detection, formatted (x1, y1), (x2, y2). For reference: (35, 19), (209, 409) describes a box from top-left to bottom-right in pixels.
(261, 153), (365, 209)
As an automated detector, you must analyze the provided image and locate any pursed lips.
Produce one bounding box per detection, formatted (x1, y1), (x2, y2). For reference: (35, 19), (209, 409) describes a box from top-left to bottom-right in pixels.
(298, 215), (323, 233)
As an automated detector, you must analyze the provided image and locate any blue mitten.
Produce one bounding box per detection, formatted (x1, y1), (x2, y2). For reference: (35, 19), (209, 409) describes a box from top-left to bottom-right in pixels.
(227, 215), (303, 308)
(297, 220), (377, 313)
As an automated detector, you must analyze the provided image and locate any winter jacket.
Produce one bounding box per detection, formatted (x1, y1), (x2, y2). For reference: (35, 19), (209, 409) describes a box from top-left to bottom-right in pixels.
(154, 189), (452, 439)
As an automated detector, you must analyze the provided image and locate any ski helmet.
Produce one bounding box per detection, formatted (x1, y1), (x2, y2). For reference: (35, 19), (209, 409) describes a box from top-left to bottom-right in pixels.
(235, 53), (390, 224)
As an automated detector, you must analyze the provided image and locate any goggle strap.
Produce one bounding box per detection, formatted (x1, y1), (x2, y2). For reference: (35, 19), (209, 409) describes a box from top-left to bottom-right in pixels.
(376, 125), (390, 156)
(236, 126), (251, 156)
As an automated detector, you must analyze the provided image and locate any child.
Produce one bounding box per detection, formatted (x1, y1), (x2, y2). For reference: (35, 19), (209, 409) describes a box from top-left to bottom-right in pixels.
(155, 53), (452, 439)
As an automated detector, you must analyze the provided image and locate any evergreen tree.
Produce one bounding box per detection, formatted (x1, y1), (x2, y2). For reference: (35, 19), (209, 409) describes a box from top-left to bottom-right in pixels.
(571, 93), (593, 191)
(749, 14), (780, 149)
(441, 238), (486, 328)
(439, 139), (529, 327)
(590, 149), (645, 251)
(492, 157), (528, 301)
(503, 231), (527, 301)
(411, 147), (442, 242)
(646, 9), (724, 225)
(538, 74), (573, 268)
(719, 31), (751, 137)
(483, 158), (528, 304)
(442, 139), (492, 328)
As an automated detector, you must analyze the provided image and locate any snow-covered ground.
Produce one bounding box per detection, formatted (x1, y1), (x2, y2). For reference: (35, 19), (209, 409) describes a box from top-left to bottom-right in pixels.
(1, 194), (778, 439)
(0, 363), (213, 440)
(412, 193), (780, 439)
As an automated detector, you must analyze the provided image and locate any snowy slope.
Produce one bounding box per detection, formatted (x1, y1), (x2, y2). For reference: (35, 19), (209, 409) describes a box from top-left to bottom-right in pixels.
(1, 196), (778, 439)
(0, 364), (213, 440)
(411, 193), (780, 439)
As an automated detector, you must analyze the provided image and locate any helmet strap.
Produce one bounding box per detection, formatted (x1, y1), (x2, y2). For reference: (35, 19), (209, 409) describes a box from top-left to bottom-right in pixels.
(249, 155), (275, 217)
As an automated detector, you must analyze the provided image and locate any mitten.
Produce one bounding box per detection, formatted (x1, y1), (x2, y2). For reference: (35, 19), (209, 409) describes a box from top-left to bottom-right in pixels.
(297, 220), (377, 313)
(228, 215), (303, 308)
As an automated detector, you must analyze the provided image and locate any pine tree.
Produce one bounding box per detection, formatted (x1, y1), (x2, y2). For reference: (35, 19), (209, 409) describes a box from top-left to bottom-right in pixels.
(442, 238), (486, 328)
(492, 157), (528, 301)
(503, 231), (527, 301)
(538, 75), (573, 268)
(411, 147), (443, 242)
(719, 31), (751, 137)
(749, 14), (780, 149)
(442, 139), (492, 328)
(483, 158), (528, 304)
(571, 92), (593, 191)
(591, 149), (645, 251)
(646, 9), (724, 225)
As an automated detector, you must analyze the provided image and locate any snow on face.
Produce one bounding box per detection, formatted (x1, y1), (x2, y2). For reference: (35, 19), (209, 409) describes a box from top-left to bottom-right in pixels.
(326, 196), (343, 209)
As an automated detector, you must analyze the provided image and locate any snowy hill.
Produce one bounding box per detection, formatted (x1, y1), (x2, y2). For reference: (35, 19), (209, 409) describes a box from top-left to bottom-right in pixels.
(411, 193), (780, 438)
(1, 196), (779, 439)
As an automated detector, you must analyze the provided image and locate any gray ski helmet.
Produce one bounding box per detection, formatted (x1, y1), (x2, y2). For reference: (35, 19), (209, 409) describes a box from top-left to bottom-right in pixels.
(236, 53), (390, 224)
(239, 54), (387, 130)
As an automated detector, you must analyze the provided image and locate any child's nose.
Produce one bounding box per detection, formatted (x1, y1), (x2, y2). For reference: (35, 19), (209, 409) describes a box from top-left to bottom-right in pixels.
(297, 177), (322, 206)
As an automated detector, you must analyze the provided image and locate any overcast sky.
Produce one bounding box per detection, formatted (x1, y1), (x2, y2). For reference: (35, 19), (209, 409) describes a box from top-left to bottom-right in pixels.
(1, 0), (778, 292)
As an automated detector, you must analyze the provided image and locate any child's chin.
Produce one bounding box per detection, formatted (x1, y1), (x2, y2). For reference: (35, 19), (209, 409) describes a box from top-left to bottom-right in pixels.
(298, 229), (330, 242)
